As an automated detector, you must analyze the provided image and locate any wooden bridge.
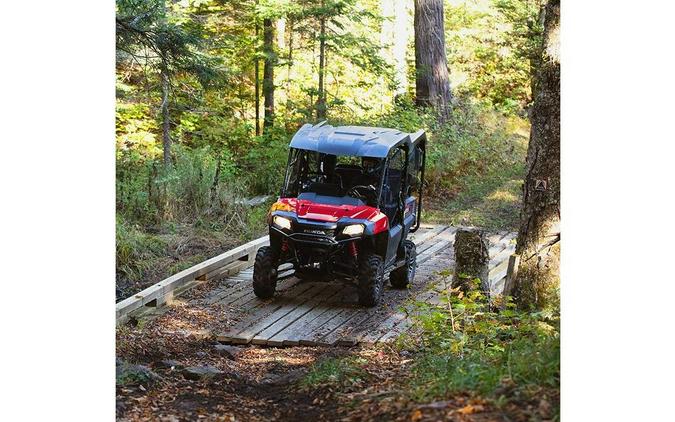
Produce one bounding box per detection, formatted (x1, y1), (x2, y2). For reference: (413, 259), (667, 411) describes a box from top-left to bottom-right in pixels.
(116, 225), (516, 347)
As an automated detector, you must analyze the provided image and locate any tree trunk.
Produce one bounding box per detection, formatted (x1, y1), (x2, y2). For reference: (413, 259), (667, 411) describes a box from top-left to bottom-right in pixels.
(452, 229), (490, 295)
(160, 63), (171, 167)
(210, 157), (221, 206)
(286, 18), (294, 112)
(263, 18), (276, 134)
(528, 3), (547, 104)
(381, 0), (410, 97)
(316, 11), (327, 120)
(512, 0), (560, 310)
(414, 0), (452, 121)
(254, 11), (261, 137)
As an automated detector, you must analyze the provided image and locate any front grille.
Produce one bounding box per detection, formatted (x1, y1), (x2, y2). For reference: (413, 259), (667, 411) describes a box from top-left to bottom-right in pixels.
(301, 228), (335, 237)
(293, 233), (335, 244)
(291, 222), (337, 245)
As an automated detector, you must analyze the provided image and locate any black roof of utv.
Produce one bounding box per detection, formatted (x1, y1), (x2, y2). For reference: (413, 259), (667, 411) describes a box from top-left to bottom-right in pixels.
(289, 122), (425, 158)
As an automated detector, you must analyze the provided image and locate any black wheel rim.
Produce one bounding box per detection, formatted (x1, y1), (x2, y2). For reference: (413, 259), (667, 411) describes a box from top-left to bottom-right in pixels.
(375, 265), (384, 297)
(407, 248), (416, 280)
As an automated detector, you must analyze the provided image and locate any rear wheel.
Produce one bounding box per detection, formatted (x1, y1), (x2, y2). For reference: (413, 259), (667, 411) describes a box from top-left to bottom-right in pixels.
(253, 246), (278, 299)
(357, 254), (385, 307)
(390, 240), (416, 289)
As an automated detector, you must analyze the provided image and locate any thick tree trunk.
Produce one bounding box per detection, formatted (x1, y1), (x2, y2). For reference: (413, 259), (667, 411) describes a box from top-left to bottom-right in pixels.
(452, 229), (490, 295)
(160, 63), (171, 167)
(512, 0), (560, 310)
(528, 3), (547, 104)
(262, 18), (276, 134)
(414, 0), (452, 122)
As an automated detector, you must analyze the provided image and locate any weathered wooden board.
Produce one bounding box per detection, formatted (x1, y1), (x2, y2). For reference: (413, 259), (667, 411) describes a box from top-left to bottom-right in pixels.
(266, 288), (358, 346)
(116, 235), (269, 323)
(219, 283), (324, 344)
(251, 284), (344, 345)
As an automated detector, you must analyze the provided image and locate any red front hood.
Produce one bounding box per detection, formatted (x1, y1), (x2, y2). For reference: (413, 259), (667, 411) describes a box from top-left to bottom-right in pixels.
(277, 197), (383, 223)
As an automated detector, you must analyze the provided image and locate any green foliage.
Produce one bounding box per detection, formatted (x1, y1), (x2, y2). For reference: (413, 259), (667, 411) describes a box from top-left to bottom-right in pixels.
(406, 285), (559, 414)
(301, 355), (368, 389)
(116, 217), (168, 281)
(116, 362), (160, 386)
(445, 0), (544, 111)
(240, 127), (292, 195)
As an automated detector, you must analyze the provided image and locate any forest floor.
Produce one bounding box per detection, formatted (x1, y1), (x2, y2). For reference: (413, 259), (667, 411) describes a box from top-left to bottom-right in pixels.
(116, 342), (552, 421)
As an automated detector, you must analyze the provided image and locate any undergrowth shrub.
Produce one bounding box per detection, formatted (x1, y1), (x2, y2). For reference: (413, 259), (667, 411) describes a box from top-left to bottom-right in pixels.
(407, 277), (559, 411)
(301, 355), (368, 390)
(355, 94), (525, 199)
(240, 126), (292, 195)
(116, 216), (167, 282)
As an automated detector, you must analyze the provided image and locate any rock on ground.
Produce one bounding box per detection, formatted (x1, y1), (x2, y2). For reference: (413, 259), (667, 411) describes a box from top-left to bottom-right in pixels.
(214, 344), (244, 360)
(182, 365), (223, 381)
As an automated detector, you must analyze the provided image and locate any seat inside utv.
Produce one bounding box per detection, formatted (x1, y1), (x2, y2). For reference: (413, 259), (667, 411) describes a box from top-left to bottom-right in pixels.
(334, 164), (363, 190)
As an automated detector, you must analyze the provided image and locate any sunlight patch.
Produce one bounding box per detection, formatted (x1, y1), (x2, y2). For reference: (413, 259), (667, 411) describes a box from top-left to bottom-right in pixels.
(487, 190), (518, 203)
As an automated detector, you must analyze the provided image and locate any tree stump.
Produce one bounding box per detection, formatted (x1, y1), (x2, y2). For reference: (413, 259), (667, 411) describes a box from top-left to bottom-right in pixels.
(452, 228), (490, 294)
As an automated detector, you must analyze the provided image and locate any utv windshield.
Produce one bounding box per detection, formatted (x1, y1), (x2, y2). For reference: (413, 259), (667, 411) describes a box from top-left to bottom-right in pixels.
(281, 148), (384, 207)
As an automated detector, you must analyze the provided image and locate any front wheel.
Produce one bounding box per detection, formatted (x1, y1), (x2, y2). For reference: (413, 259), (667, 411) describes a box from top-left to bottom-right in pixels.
(253, 246), (278, 299)
(390, 240), (416, 289)
(357, 254), (385, 307)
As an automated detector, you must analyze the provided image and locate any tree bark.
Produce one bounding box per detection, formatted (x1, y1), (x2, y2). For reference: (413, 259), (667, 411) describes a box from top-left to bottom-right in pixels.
(316, 9), (327, 120)
(286, 18), (294, 110)
(210, 157), (221, 206)
(414, 0), (452, 122)
(452, 229), (490, 295)
(254, 9), (261, 136)
(160, 62), (171, 167)
(262, 18), (276, 134)
(512, 0), (560, 310)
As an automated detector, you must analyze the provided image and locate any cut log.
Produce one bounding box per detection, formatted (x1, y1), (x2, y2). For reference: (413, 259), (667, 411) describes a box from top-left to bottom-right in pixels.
(452, 228), (490, 294)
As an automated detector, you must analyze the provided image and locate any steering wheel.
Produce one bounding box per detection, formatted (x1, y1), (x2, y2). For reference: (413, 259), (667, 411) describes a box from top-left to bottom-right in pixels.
(348, 185), (378, 203)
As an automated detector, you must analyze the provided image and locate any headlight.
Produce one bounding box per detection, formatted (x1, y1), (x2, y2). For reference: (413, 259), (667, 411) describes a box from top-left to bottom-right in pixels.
(270, 201), (293, 213)
(273, 215), (292, 230)
(342, 224), (364, 237)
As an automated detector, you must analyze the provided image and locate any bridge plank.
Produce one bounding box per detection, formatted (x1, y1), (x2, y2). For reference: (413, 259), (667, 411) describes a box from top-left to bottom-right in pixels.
(267, 288), (357, 346)
(252, 284), (343, 345)
(225, 277), (304, 314)
(357, 288), (438, 344)
(328, 309), (383, 346)
(410, 225), (447, 248)
(416, 228), (457, 265)
(489, 246), (515, 268)
(219, 283), (326, 344)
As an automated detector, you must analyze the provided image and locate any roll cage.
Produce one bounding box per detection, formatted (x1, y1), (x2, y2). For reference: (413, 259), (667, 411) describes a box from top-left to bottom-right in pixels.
(280, 125), (426, 231)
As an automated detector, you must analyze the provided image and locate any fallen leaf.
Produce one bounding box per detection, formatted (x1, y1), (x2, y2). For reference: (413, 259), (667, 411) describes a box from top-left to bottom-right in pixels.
(458, 404), (475, 415)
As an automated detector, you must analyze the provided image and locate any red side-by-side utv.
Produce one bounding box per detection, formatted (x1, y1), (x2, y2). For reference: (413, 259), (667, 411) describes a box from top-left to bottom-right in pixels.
(253, 122), (426, 307)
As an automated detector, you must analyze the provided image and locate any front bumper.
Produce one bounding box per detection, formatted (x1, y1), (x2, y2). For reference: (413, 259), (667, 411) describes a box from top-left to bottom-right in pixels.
(271, 221), (355, 247)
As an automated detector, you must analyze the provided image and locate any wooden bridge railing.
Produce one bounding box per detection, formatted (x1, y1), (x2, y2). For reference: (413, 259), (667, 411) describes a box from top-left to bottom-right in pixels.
(116, 235), (269, 324)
